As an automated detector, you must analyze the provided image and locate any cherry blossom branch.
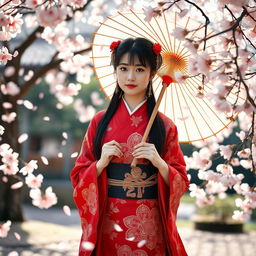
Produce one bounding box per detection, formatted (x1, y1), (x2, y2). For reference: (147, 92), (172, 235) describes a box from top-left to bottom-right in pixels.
(13, 46), (92, 101)
(202, 7), (248, 43)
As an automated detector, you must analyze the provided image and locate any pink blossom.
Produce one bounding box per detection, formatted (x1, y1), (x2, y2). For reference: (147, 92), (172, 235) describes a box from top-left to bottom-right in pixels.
(205, 181), (227, 194)
(231, 158), (240, 166)
(1, 81), (20, 96)
(20, 160), (38, 175)
(237, 148), (250, 158)
(0, 47), (13, 65)
(172, 27), (188, 40)
(219, 145), (233, 160)
(240, 159), (252, 169)
(25, 173), (43, 189)
(0, 31), (12, 41)
(36, 6), (67, 27)
(216, 164), (233, 175)
(218, 0), (249, 7)
(26, 0), (43, 9)
(41, 26), (69, 46)
(55, 83), (81, 105)
(30, 186), (57, 209)
(14, 232), (21, 240)
(232, 210), (249, 221)
(1, 112), (17, 123)
(235, 131), (246, 141)
(0, 13), (9, 27)
(7, 251), (19, 256)
(144, 6), (161, 23)
(252, 144), (256, 164)
(233, 183), (250, 194)
(0, 220), (11, 238)
(179, 9), (189, 18)
(174, 72), (187, 84)
(6, 13), (23, 34)
(60, 0), (88, 8)
(184, 40), (198, 55)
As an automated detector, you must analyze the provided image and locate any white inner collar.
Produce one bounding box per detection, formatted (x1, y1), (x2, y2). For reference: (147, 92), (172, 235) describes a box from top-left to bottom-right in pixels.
(122, 97), (147, 116)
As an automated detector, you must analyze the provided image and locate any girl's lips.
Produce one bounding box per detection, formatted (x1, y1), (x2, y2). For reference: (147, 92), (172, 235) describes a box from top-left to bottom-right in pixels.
(125, 84), (137, 88)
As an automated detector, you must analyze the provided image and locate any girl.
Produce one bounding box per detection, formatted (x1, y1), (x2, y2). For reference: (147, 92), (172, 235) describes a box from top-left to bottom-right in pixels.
(71, 37), (189, 256)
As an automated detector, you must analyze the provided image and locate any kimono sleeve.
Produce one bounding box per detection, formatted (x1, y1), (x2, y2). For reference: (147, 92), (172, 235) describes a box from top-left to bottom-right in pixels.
(158, 119), (190, 216)
(70, 111), (106, 256)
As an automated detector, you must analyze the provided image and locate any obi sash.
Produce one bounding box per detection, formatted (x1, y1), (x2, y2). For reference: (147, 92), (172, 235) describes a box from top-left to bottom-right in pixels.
(106, 162), (158, 199)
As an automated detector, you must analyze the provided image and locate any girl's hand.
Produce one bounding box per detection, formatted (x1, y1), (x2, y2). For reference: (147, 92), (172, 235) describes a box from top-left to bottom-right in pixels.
(132, 142), (169, 185)
(96, 140), (122, 176)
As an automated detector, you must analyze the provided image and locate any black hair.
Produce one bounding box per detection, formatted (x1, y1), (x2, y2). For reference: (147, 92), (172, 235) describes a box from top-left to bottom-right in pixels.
(93, 37), (166, 159)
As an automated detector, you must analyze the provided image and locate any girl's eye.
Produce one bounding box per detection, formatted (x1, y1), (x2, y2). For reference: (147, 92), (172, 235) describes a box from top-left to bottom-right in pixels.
(119, 67), (127, 71)
(137, 68), (145, 72)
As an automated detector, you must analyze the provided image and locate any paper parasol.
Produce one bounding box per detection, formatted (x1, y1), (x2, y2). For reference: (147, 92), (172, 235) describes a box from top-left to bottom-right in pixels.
(92, 9), (245, 143)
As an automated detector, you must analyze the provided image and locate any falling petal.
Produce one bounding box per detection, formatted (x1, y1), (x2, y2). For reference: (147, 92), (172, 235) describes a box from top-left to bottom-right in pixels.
(18, 133), (28, 144)
(82, 241), (95, 251)
(43, 116), (50, 121)
(62, 140), (66, 146)
(2, 176), (8, 183)
(11, 181), (23, 190)
(71, 152), (78, 158)
(41, 156), (49, 165)
(3, 102), (13, 109)
(62, 132), (68, 140)
(16, 99), (23, 105)
(58, 152), (63, 158)
(56, 103), (63, 109)
(39, 93), (44, 99)
(63, 205), (71, 216)
(7, 251), (18, 256)
(137, 240), (146, 248)
(14, 232), (21, 240)
(23, 100), (34, 110)
(113, 223), (123, 232)
(126, 236), (135, 241)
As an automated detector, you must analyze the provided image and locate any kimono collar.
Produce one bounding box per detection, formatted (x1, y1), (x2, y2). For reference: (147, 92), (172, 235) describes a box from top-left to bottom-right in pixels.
(122, 97), (147, 116)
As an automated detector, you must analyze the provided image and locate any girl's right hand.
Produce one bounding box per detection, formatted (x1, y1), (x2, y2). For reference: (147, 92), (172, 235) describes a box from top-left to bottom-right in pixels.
(96, 140), (122, 176)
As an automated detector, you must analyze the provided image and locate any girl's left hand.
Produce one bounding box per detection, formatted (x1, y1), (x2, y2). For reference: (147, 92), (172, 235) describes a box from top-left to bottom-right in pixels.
(132, 142), (164, 169)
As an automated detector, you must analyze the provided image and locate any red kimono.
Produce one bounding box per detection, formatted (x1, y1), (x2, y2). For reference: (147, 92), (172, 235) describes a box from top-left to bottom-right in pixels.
(70, 99), (189, 256)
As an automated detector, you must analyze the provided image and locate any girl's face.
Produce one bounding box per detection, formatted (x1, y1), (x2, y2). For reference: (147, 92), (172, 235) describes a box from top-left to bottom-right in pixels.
(116, 53), (153, 101)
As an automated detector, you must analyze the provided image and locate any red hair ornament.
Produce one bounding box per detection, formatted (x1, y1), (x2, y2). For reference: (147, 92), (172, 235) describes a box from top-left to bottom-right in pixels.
(110, 40), (121, 52)
(153, 43), (162, 55)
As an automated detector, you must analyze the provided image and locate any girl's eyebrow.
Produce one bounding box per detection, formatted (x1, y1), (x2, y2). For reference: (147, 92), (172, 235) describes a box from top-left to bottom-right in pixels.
(119, 63), (144, 67)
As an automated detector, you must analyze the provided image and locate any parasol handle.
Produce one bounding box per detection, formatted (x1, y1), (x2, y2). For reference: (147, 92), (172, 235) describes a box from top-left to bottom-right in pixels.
(131, 81), (170, 168)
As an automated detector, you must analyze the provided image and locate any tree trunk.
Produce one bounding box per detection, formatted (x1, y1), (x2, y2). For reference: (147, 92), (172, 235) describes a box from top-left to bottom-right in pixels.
(0, 98), (24, 222)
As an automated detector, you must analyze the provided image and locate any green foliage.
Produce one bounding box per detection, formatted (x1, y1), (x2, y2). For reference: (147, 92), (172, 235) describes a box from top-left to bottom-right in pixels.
(196, 195), (242, 222)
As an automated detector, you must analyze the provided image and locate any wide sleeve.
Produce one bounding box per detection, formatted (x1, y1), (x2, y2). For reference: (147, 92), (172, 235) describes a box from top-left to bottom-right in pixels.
(158, 118), (190, 256)
(70, 111), (107, 256)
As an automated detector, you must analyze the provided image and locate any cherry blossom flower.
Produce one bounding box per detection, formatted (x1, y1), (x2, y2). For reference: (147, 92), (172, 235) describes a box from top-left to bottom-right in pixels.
(26, 0), (43, 9)
(0, 220), (11, 238)
(6, 13), (23, 35)
(36, 6), (67, 27)
(30, 186), (57, 209)
(144, 6), (161, 23)
(3, 102), (13, 109)
(0, 47), (13, 65)
(25, 173), (43, 189)
(0, 146), (19, 175)
(240, 159), (252, 169)
(0, 30), (12, 41)
(232, 210), (250, 221)
(7, 251), (19, 256)
(172, 27), (188, 40)
(219, 145), (233, 160)
(237, 148), (250, 158)
(20, 160), (38, 175)
(235, 131), (246, 141)
(60, 0), (88, 8)
(0, 13), (9, 27)
(55, 83), (81, 105)
(216, 164), (233, 175)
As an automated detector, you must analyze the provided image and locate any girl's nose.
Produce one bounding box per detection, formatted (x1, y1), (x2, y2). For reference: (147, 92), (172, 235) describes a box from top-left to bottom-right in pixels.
(127, 70), (135, 81)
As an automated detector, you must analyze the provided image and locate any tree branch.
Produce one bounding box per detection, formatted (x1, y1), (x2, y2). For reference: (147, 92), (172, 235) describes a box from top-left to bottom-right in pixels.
(13, 46), (92, 101)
